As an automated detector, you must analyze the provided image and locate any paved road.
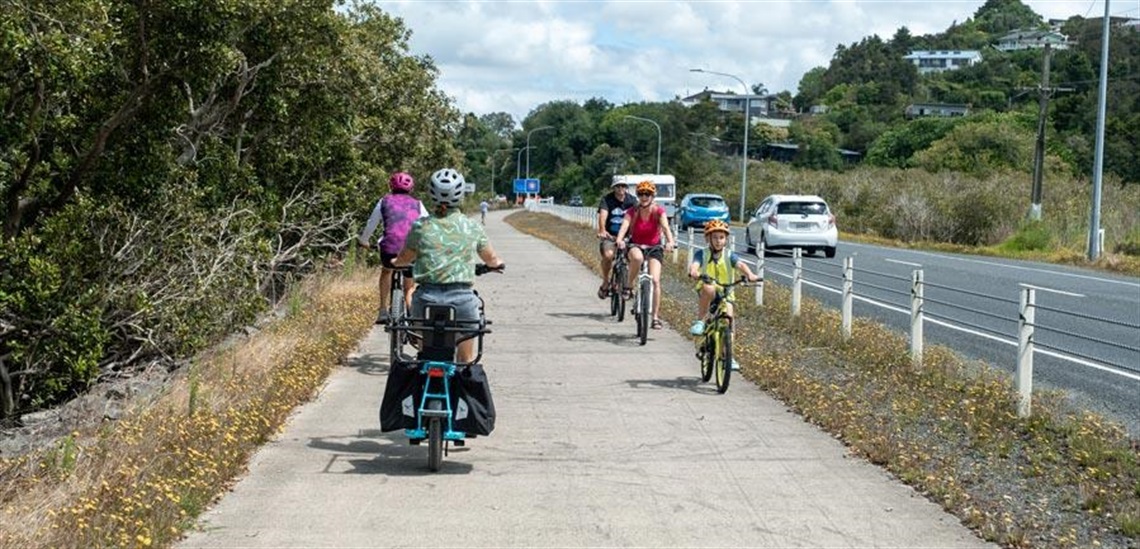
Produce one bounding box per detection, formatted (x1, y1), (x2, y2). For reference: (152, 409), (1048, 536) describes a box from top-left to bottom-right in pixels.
(180, 210), (990, 548)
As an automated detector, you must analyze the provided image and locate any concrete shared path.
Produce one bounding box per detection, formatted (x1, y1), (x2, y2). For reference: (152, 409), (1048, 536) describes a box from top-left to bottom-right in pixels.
(180, 210), (991, 548)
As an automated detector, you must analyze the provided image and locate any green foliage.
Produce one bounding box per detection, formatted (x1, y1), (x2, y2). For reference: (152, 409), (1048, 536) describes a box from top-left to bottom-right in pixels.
(0, 0), (460, 420)
(1115, 227), (1140, 257)
(1000, 220), (1054, 252)
(866, 117), (960, 167)
(912, 114), (1035, 175)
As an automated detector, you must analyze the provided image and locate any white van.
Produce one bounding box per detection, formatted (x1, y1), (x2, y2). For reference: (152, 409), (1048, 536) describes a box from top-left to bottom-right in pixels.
(612, 174), (677, 222)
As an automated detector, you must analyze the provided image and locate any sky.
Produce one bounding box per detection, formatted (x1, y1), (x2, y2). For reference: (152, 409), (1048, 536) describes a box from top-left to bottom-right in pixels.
(370, 1), (1136, 124)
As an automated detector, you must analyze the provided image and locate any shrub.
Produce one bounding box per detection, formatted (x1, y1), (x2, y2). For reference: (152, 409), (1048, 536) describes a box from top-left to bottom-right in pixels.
(1000, 220), (1054, 252)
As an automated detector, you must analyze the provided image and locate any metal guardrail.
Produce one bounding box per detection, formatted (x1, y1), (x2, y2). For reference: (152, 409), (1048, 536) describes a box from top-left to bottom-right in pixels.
(533, 203), (1140, 418)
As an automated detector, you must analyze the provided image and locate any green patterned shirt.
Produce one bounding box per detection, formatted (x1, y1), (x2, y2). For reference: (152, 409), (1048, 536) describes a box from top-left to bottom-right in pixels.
(405, 210), (489, 284)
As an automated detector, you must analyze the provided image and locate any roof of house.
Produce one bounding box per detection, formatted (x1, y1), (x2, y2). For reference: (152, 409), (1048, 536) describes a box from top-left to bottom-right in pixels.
(903, 50), (982, 59)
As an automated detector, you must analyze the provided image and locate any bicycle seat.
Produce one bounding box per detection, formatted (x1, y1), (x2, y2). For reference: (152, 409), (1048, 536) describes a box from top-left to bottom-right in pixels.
(417, 305), (459, 362)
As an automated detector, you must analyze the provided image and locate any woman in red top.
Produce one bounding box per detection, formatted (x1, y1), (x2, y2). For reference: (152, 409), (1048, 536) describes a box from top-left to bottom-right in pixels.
(615, 180), (676, 329)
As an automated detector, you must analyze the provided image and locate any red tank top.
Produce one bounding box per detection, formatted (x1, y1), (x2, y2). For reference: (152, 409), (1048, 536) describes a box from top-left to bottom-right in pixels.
(625, 205), (663, 246)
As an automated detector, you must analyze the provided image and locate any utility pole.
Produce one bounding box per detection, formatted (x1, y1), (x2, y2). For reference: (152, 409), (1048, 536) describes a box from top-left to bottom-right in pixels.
(1025, 43), (1073, 221)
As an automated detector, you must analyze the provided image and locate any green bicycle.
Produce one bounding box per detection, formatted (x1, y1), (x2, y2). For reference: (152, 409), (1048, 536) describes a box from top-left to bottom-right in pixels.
(694, 275), (753, 394)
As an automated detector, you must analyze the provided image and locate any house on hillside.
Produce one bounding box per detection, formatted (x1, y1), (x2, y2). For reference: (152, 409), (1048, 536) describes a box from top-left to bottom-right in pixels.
(759, 143), (862, 165)
(994, 29), (1070, 51)
(903, 50), (983, 74)
(681, 89), (776, 119)
(905, 102), (970, 118)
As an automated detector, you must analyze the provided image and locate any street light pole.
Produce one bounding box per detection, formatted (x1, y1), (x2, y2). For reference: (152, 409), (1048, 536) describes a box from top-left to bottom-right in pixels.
(516, 146), (529, 181)
(622, 115), (662, 173)
(1088, 0), (1111, 260)
(525, 125), (554, 180)
(691, 68), (752, 223)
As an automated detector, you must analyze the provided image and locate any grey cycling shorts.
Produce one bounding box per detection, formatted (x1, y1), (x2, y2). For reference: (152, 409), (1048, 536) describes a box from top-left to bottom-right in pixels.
(411, 283), (481, 322)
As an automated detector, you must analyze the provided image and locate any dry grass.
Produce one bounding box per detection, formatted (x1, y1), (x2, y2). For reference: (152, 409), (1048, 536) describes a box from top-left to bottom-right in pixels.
(508, 211), (1140, 549)
(0, 269), (376, 548)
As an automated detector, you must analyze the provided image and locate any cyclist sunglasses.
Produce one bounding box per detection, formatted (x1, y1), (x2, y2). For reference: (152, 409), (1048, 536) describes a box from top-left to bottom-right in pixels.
(636, 191), (653, 197)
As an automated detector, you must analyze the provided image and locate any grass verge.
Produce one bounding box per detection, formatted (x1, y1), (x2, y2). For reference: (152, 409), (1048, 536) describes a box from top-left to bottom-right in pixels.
(510, 211), (1140, 549)
(0, 269), (376, 548)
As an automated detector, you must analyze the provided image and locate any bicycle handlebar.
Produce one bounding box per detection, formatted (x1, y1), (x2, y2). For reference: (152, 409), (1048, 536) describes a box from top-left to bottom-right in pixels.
(475, 263), (505, 275)
(694, 274), (761, 287)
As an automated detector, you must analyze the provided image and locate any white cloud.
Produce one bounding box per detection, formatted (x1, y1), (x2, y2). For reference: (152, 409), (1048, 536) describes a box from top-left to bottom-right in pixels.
(372, 0), (1106, 124)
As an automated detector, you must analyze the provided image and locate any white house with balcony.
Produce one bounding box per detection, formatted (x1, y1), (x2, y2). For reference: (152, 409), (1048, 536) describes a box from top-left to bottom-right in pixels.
(903, 50), (983, 74)
(994, 29), (1070, 51)
(680, 89), (775, 118)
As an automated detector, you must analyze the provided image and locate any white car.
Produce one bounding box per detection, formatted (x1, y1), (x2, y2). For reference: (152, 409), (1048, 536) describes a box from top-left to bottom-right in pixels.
(744, 194), (837, 258)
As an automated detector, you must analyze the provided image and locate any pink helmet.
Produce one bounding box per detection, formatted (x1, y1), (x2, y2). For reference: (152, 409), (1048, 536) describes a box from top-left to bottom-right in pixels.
(388, 172), (414, 192)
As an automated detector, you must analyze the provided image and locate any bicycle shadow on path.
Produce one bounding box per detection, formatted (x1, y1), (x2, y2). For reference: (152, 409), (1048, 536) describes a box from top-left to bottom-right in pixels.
(623, 375), (720, 395)
(562, 332), (647, 347)
(343, 351), (389, 376)
(308, 431), (474, 476)
(545, 311), (612, 321)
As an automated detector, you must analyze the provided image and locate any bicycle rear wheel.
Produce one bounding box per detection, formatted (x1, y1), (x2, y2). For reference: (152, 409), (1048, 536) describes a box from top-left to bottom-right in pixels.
(388, 273), (406, 352)
(714, 321), (732, 393)
(637, 278), (651, 345)
(426, 399), (443, 471)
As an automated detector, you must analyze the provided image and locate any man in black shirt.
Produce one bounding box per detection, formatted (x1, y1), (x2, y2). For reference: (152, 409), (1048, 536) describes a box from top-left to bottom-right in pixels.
(595, 180), (637, 298)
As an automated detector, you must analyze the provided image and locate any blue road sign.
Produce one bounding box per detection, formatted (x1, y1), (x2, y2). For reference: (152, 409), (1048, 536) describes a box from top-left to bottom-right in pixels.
(513, 178), (541, 194)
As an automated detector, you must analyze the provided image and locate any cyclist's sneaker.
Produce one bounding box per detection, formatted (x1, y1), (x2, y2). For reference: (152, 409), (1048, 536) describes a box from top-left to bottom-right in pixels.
(731, 359), (741, 371)
(689, 320), (705, 335)
(375, 310), (389, 325)
(597, 284), (609, 299)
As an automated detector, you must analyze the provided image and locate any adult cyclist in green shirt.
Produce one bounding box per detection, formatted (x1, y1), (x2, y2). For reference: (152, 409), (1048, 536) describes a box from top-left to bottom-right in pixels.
(394, 168), (504, 364)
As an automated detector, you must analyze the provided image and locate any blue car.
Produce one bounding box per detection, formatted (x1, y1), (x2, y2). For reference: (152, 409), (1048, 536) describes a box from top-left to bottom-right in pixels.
(677, 193), (731, 230)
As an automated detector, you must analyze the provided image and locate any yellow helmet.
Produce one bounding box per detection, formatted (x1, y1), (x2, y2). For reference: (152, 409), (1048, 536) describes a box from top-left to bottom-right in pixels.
(704, 219), (730, 236)
(635, 180), (656, 195)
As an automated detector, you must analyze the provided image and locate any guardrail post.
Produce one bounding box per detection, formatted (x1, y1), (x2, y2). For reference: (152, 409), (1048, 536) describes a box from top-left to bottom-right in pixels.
(842, 256), (853, 341)
(754, 256), (765, 306)
(686, 227), (694, 266)
(791, 248), (802, 317)
(1017, 287), (1036, 418)
(753, 239), (765, 305)
(910, 269), (924, 368)
(730, 233), (737, 254)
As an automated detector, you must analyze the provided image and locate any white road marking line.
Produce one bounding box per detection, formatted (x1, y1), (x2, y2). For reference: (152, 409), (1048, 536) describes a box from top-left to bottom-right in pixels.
(841, 241), (1140, 288)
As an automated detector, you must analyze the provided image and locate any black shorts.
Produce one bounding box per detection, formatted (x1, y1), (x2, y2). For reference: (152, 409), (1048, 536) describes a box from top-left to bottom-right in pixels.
(380, 252), (413, 277)
(632, 245), (664, 262)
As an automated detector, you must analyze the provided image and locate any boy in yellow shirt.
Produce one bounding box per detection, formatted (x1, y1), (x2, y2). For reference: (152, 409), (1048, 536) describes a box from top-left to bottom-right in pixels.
(687, 220), (761, 352)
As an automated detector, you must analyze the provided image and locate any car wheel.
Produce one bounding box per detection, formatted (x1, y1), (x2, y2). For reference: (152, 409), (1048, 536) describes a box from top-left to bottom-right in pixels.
(760, 233), (770, 258)
(745, 229), (756, 254)
(825, 246), (836, 259)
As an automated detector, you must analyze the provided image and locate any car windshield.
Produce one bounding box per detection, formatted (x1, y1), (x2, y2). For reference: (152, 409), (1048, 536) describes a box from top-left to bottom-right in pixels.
(777, 201), (828, 215)
(690, 196), (725, 208)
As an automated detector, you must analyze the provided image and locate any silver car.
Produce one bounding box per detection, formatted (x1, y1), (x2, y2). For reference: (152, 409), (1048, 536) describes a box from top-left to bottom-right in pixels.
(744, 194), (837, 258)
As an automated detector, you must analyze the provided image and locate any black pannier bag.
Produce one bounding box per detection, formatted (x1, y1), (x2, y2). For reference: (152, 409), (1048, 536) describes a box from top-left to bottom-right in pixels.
(379, 360), (423, 432)
(450, 364), (496, 436)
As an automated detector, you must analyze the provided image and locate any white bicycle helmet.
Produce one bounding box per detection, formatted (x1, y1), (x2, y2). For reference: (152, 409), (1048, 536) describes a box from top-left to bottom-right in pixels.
(429, 168), (465, 206)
